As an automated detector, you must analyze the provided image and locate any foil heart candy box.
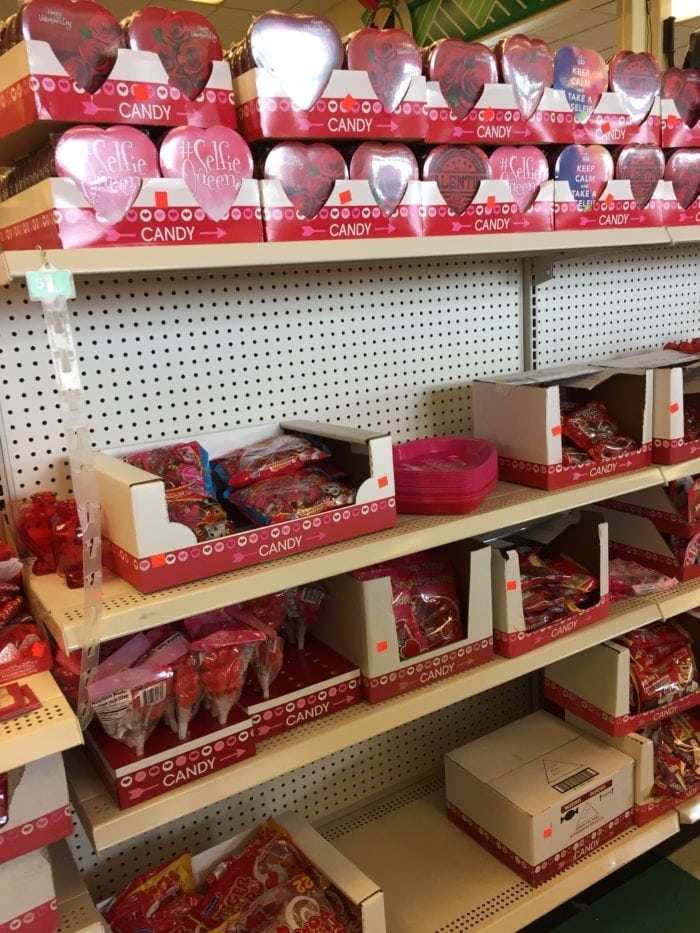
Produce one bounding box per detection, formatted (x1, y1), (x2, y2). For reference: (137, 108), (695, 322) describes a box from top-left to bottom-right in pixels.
(423, 38), (498, 119)
(614, 145), (665, 209)
(553, 46), (608, 123)
(489, 146), (549, 212)
(609, 51), (661, 124)
(662, 68), (700, 129)
(247, 11), (344, 111)
(349, 143), (418, 215)
(497, 34), (554, 120)
(345, 27), (422, 113)
(423, 145), (490, 214)
(125, 6), (223, 100)
(159, 126), (254, 221)
(263, 142), (348, 218)
(665, 149), (700, 210)
(55, 126), (159, 224)
(20, 0), (124, 93)
(555, 144), (613, 212)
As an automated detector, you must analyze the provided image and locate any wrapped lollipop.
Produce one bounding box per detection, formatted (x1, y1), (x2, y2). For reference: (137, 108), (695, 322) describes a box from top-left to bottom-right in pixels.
(87, 664), (172, 757)
(284, 583), (327, 649)
(229, 605), (284, 700)
(143, 633), (202, 741)
(192, 629), (263, 725)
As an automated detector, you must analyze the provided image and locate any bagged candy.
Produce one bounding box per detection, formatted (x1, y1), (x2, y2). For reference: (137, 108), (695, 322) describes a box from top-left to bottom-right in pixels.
(162, 485), (234, 543)
(142, 633), (202, 741)
(649, 711), (700, 797)
(227, 605), (284, 700)
(228, 468), (355, 526)
(218, 872), (346, 932)
(191, 629), (263, 725)
(284, 583), (327, 649)
(0, 582), (23, 628)
(617, 621), (698, 713)
(685, 406), (700, 442)
(0, 619), (46, 667)
(103, 852), (197, 932)
(517, 548), (599, 631)
(213, 434), (330, 490)
(608, 558), (678, 598)
(562, 443), (592, 467)
(87, 664), (172, 756)
(561, 400), (637, 462)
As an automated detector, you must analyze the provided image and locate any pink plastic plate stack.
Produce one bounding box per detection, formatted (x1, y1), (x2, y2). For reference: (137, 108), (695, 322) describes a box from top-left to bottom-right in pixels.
(392, 437), (498, 514)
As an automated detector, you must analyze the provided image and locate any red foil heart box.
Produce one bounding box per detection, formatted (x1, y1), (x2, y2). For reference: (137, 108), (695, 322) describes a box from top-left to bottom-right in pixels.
(614, 144), (665, 209)
(124, 7), (223, 101)
(661, 67), (700, 147)
(262, 142), (348, 220)
(233, 12), (427, 143)
(662, 149), (700, 225)
(497, 34), (554, 121)
(345, 27), (422, 114)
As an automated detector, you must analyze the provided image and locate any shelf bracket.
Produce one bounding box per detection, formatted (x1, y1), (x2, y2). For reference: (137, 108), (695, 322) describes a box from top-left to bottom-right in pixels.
(531, 256), (554, 287)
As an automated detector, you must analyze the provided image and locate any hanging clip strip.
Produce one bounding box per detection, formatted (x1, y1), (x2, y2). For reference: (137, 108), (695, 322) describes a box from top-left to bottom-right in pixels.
(27, 261), (101, 728)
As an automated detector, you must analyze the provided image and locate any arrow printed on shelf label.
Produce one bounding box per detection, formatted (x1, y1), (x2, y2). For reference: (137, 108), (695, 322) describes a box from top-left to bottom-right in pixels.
(82, 100), (114, 116)
(301, 225), (327, 237)
(201, 227), (227, 239)
(105, 230), (139, 243)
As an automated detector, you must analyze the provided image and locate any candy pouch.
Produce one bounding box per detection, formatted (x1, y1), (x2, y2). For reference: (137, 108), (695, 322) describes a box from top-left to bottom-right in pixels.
(87, 664), (173, 756)
(125, 441), (215, 495)
(0, 619), (45, 665)
(284, 583), (327, 649)
(228, 605), (285, 700)
(650, 711), (700, 797)
(0, 582), (23, 628)
(163, 485), (235, 543)
(561, 400), (637, 461)
(217, 872), (345, 932)
(227, 468), (355, 526)
(631, 644), (698, 712)
(103, 852), (196, 931)
(213, 434), (330, 490)
(142, 633), (203, 741)
(609, 558), (678, 598)
(191, 629), (263, 724)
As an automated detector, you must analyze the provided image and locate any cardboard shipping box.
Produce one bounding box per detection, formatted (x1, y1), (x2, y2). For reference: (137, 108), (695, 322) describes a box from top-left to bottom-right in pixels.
(600, 504), (700, 582)
(445, 710), (635, 885)
(0, 847), (58, 933)
(0, 754), (72, 865)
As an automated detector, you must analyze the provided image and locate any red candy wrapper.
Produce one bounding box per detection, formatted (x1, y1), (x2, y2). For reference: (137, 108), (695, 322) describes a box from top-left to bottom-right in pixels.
(191, 629), (263, 725)
(213, 434), (330, 490)
(608, 558), (678, 599)
(163, 485), (235, 543)
(87, 665), (173, 757)
(649, 711), (700, 797)
(227, 468), (355, 526)
(562, 443), (592, 467)
(616, 621), (698, 713)
(142, 633), (202, 741)
(685, 406), (700, 443)
(228, 605), (285, 700)
(355, 550), (462, 660)
(284, 583), (327, 649)
(103, 852), (197, 932)
(0, 619), (46, 666)
(561, 400), (637, 461)
(517, 548), (599, 632)
(218, 872), (345, 932)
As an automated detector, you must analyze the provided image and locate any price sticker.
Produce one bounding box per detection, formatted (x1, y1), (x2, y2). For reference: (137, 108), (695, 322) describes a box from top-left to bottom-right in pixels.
(26, 268), (75, 302)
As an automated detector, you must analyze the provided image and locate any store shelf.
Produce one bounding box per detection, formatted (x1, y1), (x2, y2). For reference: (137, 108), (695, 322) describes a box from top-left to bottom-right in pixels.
(30, 468), (665, 651)
(660, 457), (700, 483)
(1, 671), (82, 772)
(53, 841), (105, 933)
(319, 778), (679, 933)
(667, 226), (700, 245)
(66, 594), (661, 853)
(675, 793), (700, 825)
(0, 228), (674, 282)
(656, 577), (700, 620)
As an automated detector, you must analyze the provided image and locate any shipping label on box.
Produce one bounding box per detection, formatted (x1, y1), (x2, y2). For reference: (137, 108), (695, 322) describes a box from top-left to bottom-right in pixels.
(445, 710), (634, 885)
(0, 755), (72, 865)
(84, 706), (255, 810)
(239, 637), (361, 739)
(96, 420), (396, 593)
(0, 848), (58, 933)
(316, 540), (493, 703)
(234, 68), (427, 143)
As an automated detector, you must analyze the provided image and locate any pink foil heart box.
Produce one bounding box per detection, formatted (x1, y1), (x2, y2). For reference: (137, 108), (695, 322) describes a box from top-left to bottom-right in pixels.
(496, 34), (554, 121)
(488, 146), (549, 212)
(349, 143), (419, 216)
(159, 126), (254, 221)
(345, 27), (422, 114)
(424, 39), (498, 120)
(609, 51), (661, 125)
(614, 145), (665, 209)
(661, 68), (700, 147)
(665, 149), (700, 212)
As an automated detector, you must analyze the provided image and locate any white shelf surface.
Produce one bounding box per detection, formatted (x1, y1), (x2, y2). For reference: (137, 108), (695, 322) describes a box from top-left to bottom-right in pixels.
(30, 468), (665, 651)
(53, 841), (105, 933)
(0, 228), (675, 282)
(1, 671), (82, 771)
(656, 577), (700, 620)
(675, 792), (700, 825)
(66, 593), (662, 853)
(320, 779), (679, 933)
(667, 226), (700, 245)
(660, 457), (700, 483)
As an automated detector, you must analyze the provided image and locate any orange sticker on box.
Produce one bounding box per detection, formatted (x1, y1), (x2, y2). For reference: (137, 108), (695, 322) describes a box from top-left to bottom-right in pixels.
(151, 553), (166, 567)
(378, 475), (389, 488)
(486, 195), (496, 208)
(155, 191), (169, 209)
(339, 189), (352, 205)
(543, 826), (553, 838)
(506, 580), (518, 591)
(341, 94), (357, 112)
(376, 641), (388, 652)
(551, 424), (562, 437)
(670, 402), (680, 414)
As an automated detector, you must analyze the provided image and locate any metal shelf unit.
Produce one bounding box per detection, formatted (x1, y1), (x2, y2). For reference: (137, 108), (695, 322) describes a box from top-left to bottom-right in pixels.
(1, 672), (82, 771)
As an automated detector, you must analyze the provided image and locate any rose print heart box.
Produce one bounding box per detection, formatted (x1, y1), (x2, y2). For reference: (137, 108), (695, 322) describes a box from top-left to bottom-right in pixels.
(83, 703), (255, 811)
(661, 68), (700, 147)
(238, 637), (361, 740)
(0, 39), (236, 166)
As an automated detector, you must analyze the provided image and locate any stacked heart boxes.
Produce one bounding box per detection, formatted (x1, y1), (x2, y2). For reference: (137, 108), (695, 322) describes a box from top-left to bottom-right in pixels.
(0, 0), (264, 249)
(0, 5), (698, 248)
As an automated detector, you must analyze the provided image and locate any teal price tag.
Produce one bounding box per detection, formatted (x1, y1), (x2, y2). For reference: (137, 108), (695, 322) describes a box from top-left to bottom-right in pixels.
(26, 268), (76, 302)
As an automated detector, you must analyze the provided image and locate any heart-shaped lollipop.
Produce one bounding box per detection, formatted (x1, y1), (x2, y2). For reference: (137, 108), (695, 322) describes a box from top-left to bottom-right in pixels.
(489, 146), (549, 212)
(20, 0), (123, 93)
(422, 145), (490, 214)
(609, 51), (661, 124)
(159, 126), (253, 221)
(55, 126), (159, 224)
(614, 145), (665, 209)
(665, 149), (700, 209)
(662, 67), (700, 129)
(345, 27), (422, 113)
(263, 142), (348, 219)
(497, 34), (554, 120)
(553, 46), (607, 123)
(248, 12), (343, 111)
(423, 39), (498, 119)
(349, 143), (418, 216)
(555, 144), (613, 212)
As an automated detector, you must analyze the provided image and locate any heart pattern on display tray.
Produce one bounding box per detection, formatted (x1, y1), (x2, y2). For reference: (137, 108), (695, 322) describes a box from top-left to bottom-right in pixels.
(55, 126), (159, 224)
(609, 51), (661, 124)
(349, 143), (418, 216)
(614, 145), (665, 209)
(20, 0), (124, 93)
(497, 34), (554, 120)
(664, 149), (700, 210)
(125, 7), (222, 100)
(424, 39), (498, 119)
(553, 45), (608, 123)
(345, 27), (422, 113)
(159, 126), (254, 221)
(489, 146), (549, 212)
(423, 145), (490, 214)
(662, 67), (700, 128)
(263, 142), (348, 219)
(249, 11), (343, 111)
(555, 144), (613, 212)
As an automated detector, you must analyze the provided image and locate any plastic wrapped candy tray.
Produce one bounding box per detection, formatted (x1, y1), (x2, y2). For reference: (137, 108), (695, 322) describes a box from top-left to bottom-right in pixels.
(393, 437), (498, 514)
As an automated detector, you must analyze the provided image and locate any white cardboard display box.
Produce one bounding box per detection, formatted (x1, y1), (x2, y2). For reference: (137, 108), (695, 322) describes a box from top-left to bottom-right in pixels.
(544, 637), (700, 736)
(603, 483), (700, 539)
(0, 754), (72, 865)
(491, 510), (609, 657)
(472, 363), (652, 489)
(445, 710), (635, 886)
(0, 847), (58, 933)
(95, 420), (396, 592)
(315, 539), (493, 702)
(600, 504), (700, 582)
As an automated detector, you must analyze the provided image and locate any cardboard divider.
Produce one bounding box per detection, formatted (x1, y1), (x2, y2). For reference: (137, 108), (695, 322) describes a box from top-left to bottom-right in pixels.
(600, 504), (700, 582)
(94, 420), (396, 593)
(315, 538), (493, 703)
(604, 483), (700, 538)
(0, 847), (58, 933)
(492, 509), (609, 658)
